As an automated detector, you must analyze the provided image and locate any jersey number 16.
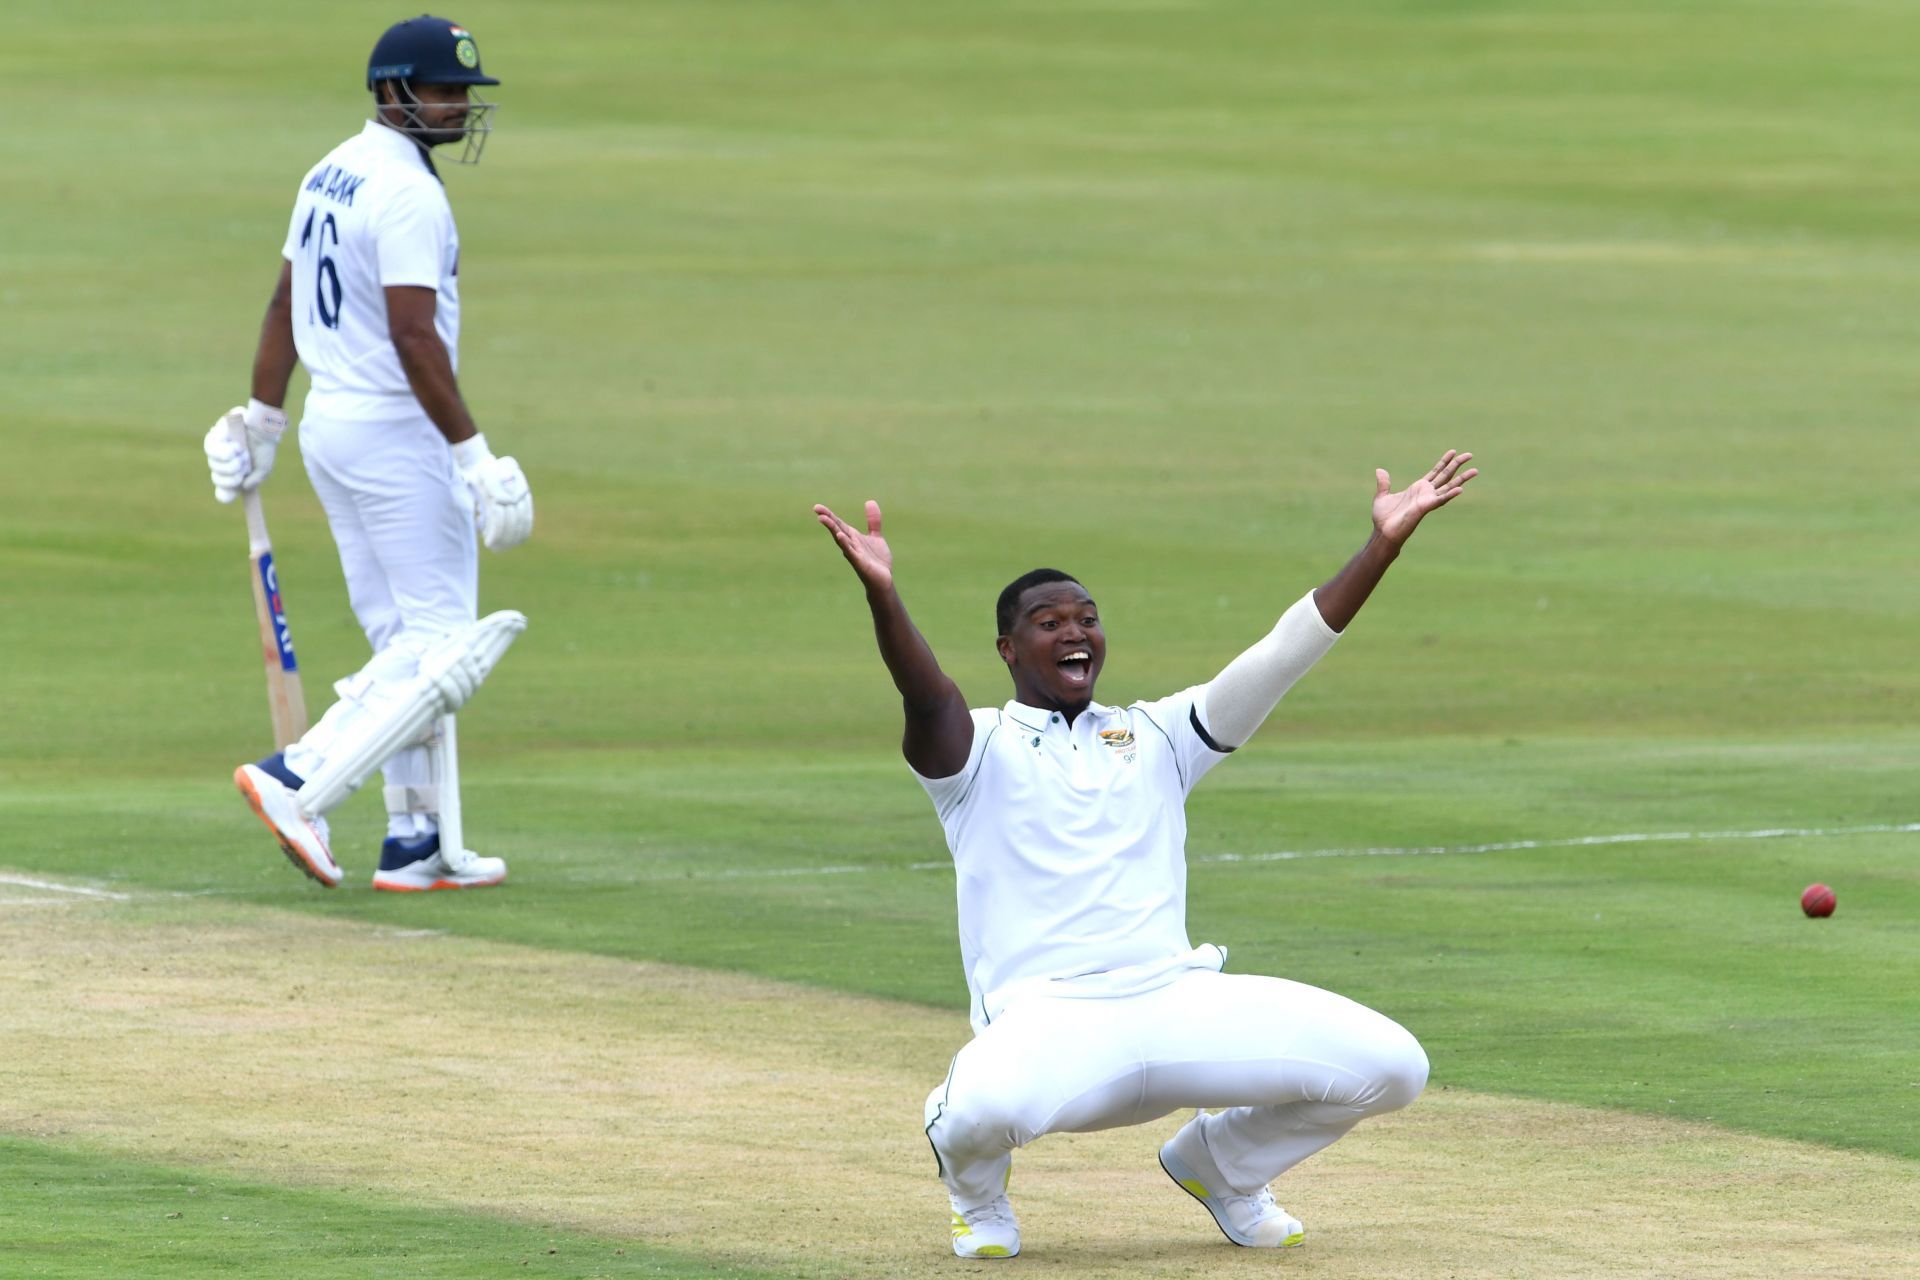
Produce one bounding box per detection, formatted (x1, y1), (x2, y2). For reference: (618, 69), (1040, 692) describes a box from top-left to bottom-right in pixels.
(300, 208), (343, 330)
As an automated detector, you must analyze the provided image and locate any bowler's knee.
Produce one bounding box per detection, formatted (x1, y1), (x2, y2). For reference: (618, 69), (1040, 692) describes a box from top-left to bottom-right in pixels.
(1364, 1020), (1429, 1114)
(926, 1078), (1027, 1158)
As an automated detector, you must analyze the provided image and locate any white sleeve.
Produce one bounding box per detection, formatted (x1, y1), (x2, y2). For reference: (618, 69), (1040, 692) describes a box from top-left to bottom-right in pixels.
(373, 179), (450, 289)
(1197, 592), (1340, 750)
(910, 709), (995, 822)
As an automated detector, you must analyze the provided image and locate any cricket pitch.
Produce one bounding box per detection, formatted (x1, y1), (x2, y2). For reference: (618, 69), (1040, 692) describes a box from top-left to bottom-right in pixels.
(1, 889), (1911, 1279)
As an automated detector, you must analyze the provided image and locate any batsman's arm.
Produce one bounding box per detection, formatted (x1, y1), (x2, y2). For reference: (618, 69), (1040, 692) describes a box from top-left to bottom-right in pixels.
(203, 261), (295, 503)
(386, 285), (479, 445)
(388, 286), (533, 552)
(813, 501), (973, 778)
(250, 261), (298, 408)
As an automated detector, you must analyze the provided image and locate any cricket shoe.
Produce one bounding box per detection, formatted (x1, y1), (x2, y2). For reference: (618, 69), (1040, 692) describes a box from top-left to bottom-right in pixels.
(949, 1194), (1020, 1259)
(371, 832), (507, 892)
(1159, 1111), (1305, 1248)
(234, 762), (340, 887)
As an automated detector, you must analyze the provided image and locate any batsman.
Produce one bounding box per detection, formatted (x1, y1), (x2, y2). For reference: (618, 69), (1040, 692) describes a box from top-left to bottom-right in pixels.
(203, 15), (532, 892)
(815, 449), (1476, 1258)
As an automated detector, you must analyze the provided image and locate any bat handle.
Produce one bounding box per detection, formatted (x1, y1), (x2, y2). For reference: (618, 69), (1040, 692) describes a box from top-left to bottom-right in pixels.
(227, 411), (273, 552)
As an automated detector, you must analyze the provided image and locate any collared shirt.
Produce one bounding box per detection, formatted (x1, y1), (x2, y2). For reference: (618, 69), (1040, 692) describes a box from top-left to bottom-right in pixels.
(280, 121), (461, 422)
(915, 685), (1234, 1032)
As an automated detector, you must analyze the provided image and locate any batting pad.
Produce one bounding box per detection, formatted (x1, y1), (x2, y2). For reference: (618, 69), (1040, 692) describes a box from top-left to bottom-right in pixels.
(296, 610), (527, 818)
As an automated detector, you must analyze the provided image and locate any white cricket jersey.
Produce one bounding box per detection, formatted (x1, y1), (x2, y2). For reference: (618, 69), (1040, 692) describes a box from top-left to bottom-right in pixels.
(916, 686), (1236, 1032)
(281, 121), (461, 422)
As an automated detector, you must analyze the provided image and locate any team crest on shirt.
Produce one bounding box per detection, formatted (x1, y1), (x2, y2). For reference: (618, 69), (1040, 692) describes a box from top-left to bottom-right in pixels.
(1099, 728), (1137, 763)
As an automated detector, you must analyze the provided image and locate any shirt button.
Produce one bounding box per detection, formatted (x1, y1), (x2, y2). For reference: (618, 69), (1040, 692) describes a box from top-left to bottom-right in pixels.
(1051, 714), (1060, 723)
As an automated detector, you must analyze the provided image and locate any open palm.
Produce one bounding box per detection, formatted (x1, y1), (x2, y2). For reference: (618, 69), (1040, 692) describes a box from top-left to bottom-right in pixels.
(813, 500), (894, 591)
(1373, 450), (1477, 545)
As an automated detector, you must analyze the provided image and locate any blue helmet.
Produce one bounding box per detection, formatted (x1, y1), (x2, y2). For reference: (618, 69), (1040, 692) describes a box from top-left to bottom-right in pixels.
(366, 15), (500, 90)
(366, 16), (500, 164)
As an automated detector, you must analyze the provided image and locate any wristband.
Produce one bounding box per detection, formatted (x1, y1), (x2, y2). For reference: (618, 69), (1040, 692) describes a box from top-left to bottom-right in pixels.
(451, 433), (494, 472)
(244, 398), (288, 441)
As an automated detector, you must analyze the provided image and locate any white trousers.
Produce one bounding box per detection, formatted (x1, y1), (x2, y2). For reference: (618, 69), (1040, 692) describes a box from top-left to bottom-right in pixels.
(923, 969), (1428, 1207)
(282, 411), (477, 832)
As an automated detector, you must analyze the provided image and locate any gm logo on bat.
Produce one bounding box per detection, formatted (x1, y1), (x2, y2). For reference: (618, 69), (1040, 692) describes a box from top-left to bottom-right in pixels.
(258, 553), (299, 672)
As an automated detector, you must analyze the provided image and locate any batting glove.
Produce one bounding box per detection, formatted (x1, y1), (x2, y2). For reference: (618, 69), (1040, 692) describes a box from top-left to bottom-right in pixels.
(452, 433), (535, 552)
(203, 400), (287, 503)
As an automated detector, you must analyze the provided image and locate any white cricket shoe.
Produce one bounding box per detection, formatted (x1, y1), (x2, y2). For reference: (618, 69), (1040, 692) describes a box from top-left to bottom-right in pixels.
(371, 833), (506, 892)
(1159, 1111), (1305, 1248)
(234, 763), (341, 887)
(949, 1194), (1020, 1259)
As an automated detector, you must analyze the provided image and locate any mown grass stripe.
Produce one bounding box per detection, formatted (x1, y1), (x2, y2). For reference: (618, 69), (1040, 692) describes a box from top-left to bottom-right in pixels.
(0, 1136), (786, 1280)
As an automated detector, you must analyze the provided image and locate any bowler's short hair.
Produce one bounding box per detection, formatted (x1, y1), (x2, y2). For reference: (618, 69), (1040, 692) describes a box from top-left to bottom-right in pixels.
(996, 569), (1083, 636)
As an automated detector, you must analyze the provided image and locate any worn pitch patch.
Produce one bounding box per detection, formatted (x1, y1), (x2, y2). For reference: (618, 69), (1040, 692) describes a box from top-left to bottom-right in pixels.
(0, 897), (1913, 1279)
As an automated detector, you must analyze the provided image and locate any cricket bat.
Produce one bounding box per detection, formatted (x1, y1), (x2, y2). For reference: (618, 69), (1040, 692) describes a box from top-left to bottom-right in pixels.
(229, 416), (308, 749)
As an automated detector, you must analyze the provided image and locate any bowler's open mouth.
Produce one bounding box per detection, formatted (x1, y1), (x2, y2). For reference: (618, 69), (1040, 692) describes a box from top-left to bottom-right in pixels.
(1058, 651), (1091, 684)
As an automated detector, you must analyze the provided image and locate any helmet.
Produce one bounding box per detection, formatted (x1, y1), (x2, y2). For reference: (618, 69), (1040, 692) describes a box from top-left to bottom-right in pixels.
(367, 15), (500, 165)
(367, 15), (500, 89)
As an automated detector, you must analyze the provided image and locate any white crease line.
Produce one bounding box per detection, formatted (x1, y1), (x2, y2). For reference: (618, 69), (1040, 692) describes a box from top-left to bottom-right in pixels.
(627, 821), (1920, 883)
(631, 860), (951, 884)
(6, 822), (1917, 898)
(1197, 822), (1920, 866)
(0, 873), (132, 900)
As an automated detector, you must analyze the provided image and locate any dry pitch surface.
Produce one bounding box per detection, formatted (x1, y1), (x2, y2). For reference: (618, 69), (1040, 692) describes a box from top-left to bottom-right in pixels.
(3, 882), (1912, 1280)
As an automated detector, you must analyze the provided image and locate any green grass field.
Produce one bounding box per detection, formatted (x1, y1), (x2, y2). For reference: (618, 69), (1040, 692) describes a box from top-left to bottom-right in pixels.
(4, 2), (1917, 1276)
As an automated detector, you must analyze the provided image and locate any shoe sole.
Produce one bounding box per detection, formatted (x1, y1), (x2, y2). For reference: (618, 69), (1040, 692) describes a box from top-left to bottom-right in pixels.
(371, 873), (506, 893)
(233, 766), (340, 888)
(1158, 1147), (1304, 1249)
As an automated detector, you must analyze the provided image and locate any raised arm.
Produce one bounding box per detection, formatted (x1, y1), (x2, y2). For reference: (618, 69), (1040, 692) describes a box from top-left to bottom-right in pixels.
(1202, 449), (1478, 749)
(813, 501), (974, 778)
(1312, 449), (1476, 632)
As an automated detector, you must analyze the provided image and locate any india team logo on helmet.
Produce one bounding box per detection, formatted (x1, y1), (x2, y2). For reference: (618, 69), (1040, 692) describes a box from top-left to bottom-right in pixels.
(451, 27), (479, 68)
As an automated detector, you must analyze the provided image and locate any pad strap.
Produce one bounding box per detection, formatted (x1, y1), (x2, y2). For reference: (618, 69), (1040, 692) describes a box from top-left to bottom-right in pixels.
(384, 784), (441, 817)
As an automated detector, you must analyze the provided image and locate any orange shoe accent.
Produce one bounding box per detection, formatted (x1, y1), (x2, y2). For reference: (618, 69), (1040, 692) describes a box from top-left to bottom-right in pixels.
(370, 874), (506, 893)
(233, 766), (336, 887)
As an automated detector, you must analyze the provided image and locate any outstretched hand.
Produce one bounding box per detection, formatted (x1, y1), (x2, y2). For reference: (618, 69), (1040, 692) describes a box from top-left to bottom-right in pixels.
(813, 500), (894, 592)
(1372, 449), (1477, 545)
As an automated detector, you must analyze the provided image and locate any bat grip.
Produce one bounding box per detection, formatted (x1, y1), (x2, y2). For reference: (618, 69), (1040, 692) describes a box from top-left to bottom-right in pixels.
(227, 413), (274, 553)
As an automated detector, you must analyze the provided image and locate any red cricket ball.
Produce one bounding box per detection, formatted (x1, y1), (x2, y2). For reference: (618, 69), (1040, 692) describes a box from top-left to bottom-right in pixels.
(1800, 883), (1836, 918)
